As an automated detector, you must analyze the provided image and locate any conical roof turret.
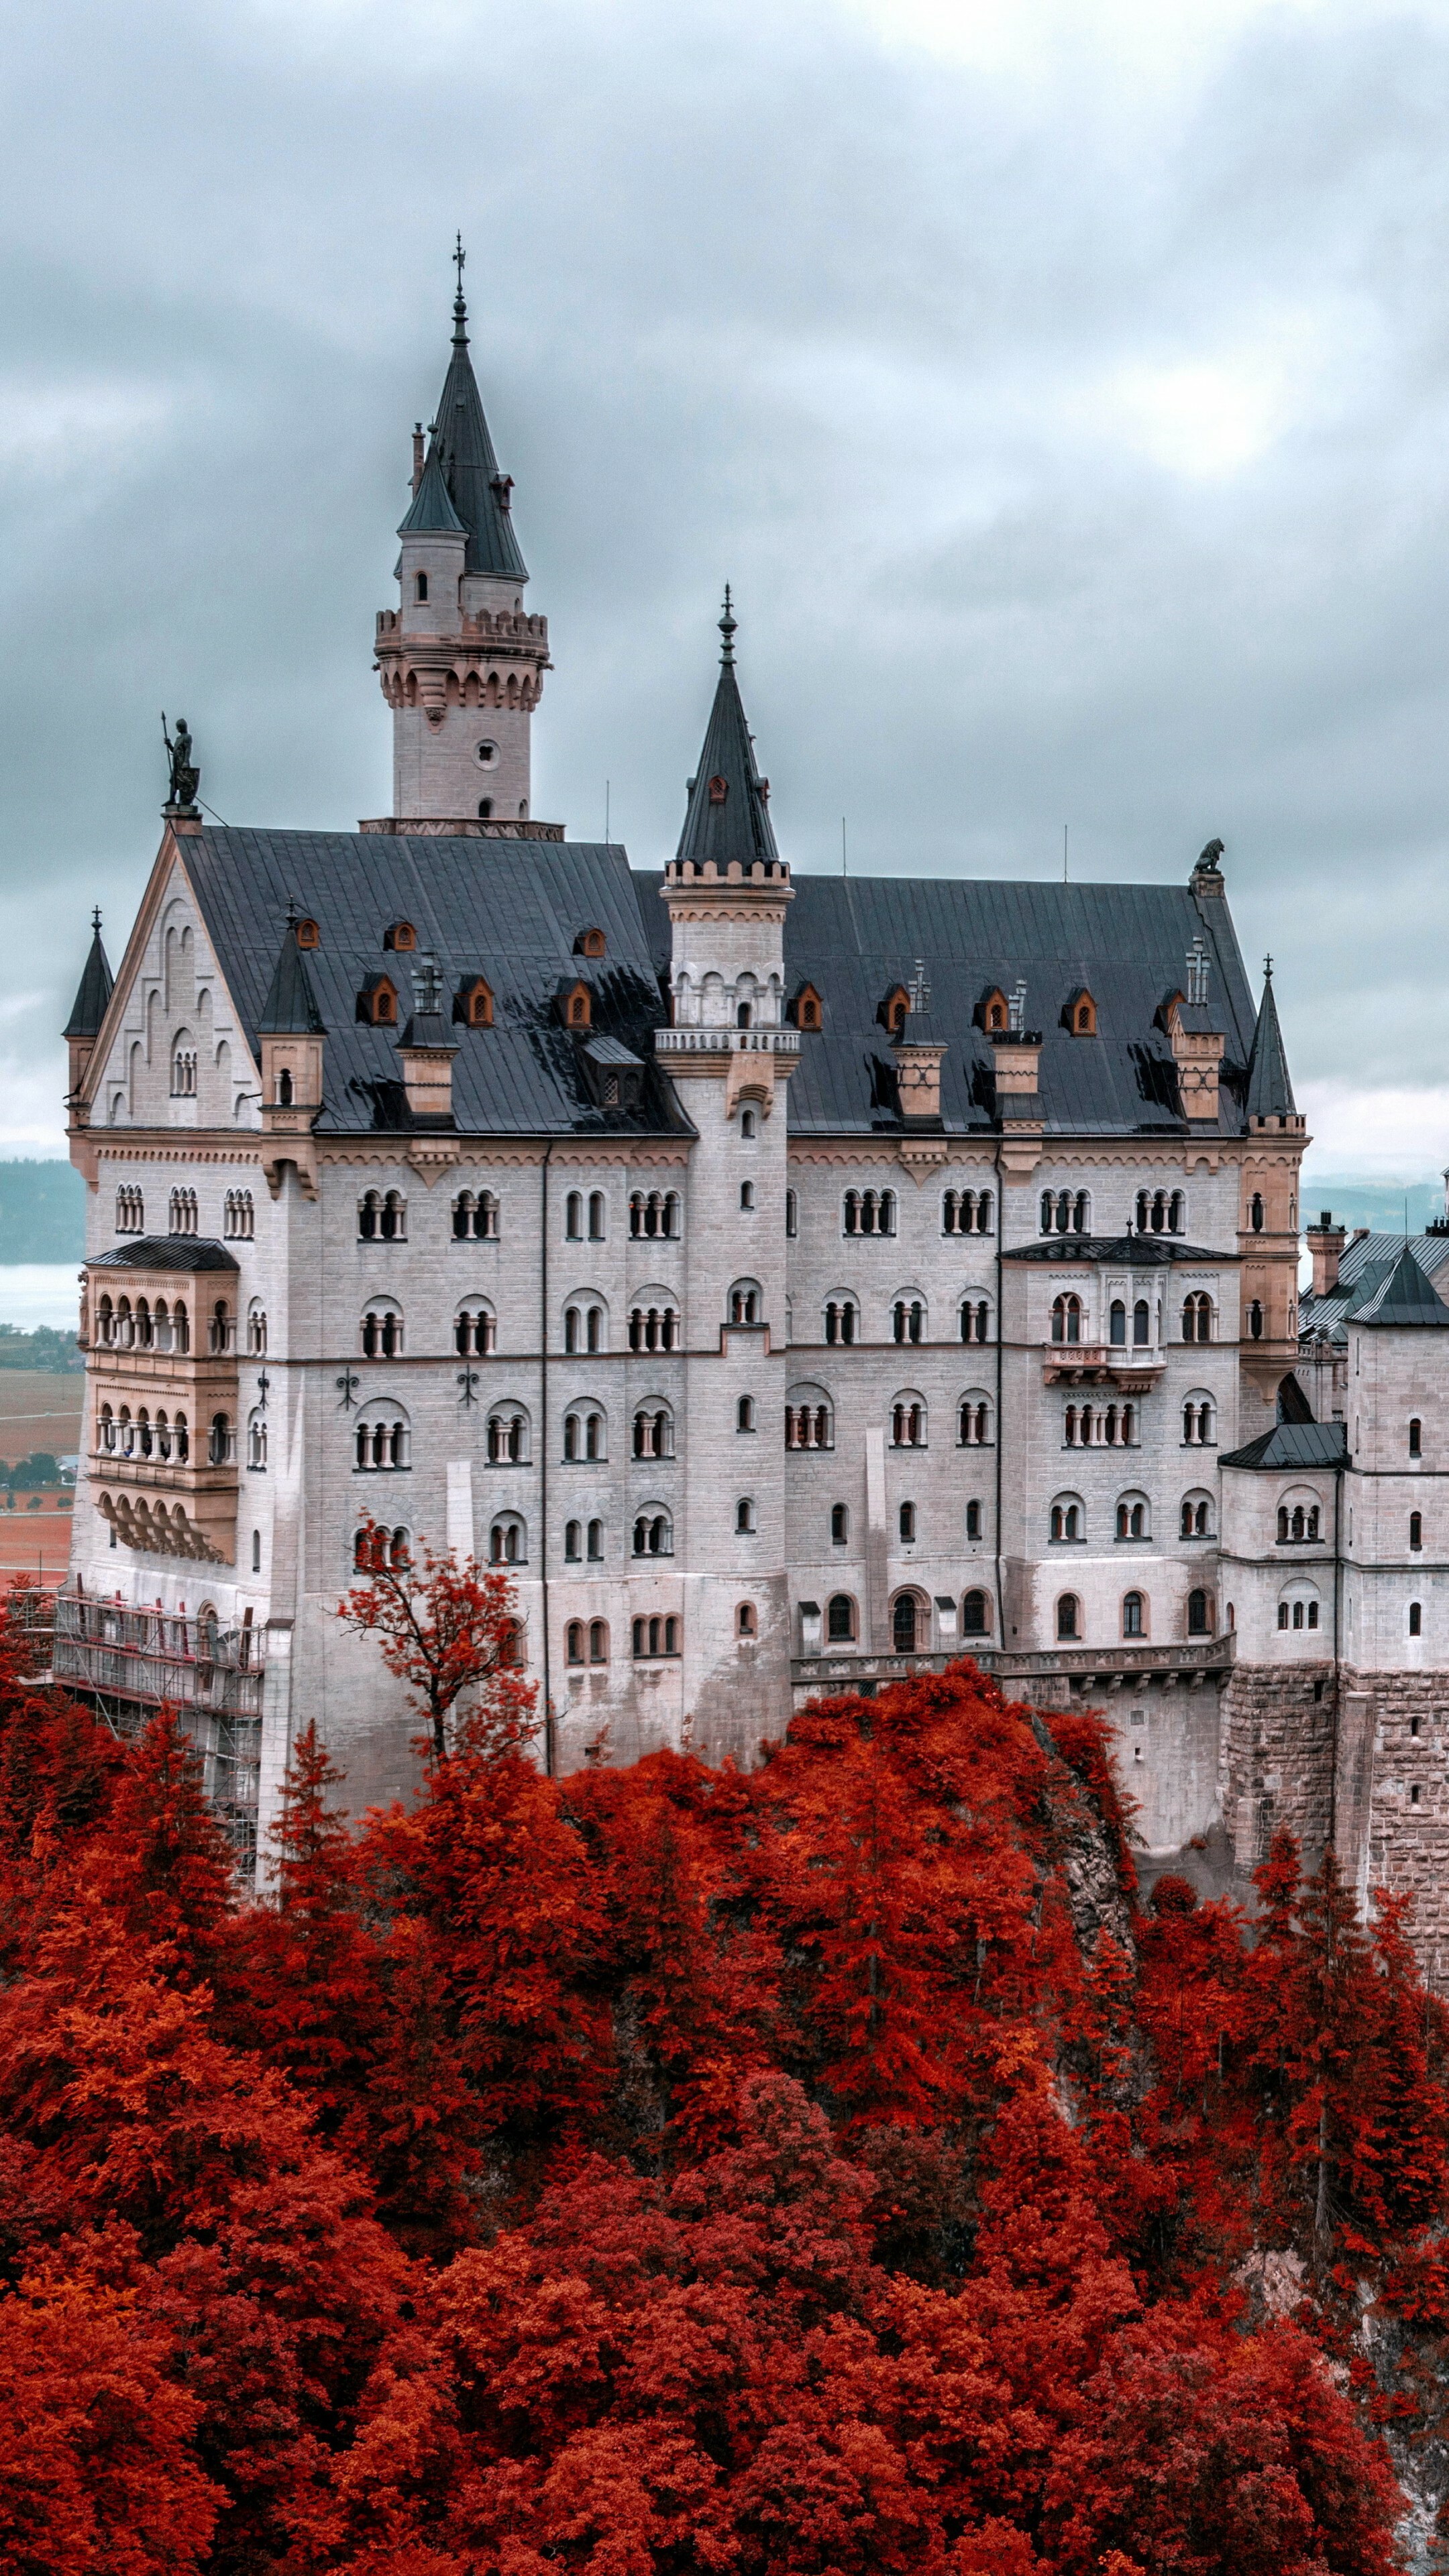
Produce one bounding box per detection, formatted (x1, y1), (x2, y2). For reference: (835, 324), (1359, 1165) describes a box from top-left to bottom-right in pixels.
(258, 915), (327, 1036)
(675, 592), (780, 869)
(420, 262), (527, 582)
(1244, 960), (1295, 1120)
(63, 910), (113, 1041)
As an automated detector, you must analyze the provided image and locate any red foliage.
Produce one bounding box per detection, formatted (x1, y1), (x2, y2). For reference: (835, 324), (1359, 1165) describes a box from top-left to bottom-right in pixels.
(0, 1610), (1434, 2572)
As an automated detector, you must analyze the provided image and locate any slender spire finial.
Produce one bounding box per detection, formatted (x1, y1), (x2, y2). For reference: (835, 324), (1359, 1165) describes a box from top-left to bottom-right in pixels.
(91, 906), (101, 935)
(719, 583), (736, 665)
(452, 231), (468, 342)
(1264, 953), (1273, 980)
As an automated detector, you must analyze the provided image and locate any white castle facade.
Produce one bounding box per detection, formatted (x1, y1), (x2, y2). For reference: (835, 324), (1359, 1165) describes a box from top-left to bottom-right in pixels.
(54, 282), (1449, 1969)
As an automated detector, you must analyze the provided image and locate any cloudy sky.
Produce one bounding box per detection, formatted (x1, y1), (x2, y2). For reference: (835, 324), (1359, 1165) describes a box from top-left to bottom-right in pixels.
(3, 0), (1449, 1185)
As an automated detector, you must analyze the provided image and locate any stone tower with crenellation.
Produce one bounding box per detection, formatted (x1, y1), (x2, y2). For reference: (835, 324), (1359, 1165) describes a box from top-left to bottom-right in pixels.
(369, 255), (552, 835)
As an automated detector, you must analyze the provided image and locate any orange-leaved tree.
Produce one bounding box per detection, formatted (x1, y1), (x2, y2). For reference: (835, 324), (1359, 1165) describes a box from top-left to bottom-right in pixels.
(336, 1517), (537, 1760)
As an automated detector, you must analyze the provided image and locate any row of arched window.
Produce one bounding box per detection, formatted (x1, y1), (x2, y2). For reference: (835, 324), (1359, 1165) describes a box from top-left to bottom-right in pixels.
(223, 1190), (254, 1240)
(821, 1295), (994, 1346)
(1053, 1589), (1215, 1642)
(1051, 1292), (1218, 1345)
(97, 1403), (190, 1462)
(1049, 1489), (1218, 1543)
(817, 1591), (995, 1652)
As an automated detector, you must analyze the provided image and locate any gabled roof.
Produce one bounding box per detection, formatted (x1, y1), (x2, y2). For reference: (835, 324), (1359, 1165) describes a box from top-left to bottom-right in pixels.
(167, 828), (686, 1141)
(675, 596), (780, 871)
(397, 442), (465, 539)
(89, 1236), (239, 1273)
(1220, 1421), (1348, 1470)
(64, 912), (113, 1042)
(424, 287), (527, 582)
(258, 919), (327, 1036)
(1352, 1241), (1449, 1328)
(1244, 964), (1295, 1119)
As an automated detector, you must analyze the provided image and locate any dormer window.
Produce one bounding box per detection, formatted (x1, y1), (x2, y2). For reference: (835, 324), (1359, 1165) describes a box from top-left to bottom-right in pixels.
(358, 975), (398, 1027)
(415, 572), (428, 601)
(575, 927), (606, 959)
(295, 917), (320, 951)
(980, 987), (1009, 1033)
(559, 980), (592, 1030)
(454, 976), (494, 1029)
(708, 775), (729, 804)
(1063, 988), (1097, 1036)
(789, 983), (823, 1032)
(385, 922), (417, 953)
(877, 984), (910, 1036)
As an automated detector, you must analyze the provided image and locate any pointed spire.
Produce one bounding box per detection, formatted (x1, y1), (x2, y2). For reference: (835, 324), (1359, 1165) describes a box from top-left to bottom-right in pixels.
(1244, 957), (1295, 1120)
(421, 245), (527, 582)
(676, 596), (780, 869)
(63, 908), (113, 1040)
(258, 909), (327, 1036)
(397, 440), (465, 538)
(1353, 1241), (1449, 1328)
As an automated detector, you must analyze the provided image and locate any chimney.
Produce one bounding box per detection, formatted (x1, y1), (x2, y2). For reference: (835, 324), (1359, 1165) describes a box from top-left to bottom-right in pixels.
(891, 963), (947, 1126)
(1305, 1210), (1346, 1297)
(397, 957), (458, 1121)
(411, 423), (425, 494)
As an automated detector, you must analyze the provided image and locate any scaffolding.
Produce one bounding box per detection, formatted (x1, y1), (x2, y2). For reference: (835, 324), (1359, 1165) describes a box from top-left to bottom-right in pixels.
(48, 1589), (265, 1876)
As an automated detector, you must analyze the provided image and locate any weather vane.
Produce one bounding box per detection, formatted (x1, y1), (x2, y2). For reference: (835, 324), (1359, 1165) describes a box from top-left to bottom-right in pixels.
(454, 231), (466, 298)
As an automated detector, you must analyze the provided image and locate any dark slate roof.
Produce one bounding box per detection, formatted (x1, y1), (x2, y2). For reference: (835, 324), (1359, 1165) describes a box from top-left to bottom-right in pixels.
(676, 602), (780, 870)
(637, 869), (1263, 1137)
(1352, 1241), (1449, 1327)
(1220, 1421), (1348, 1470)
(90, 1236), (239, 1273)
(1244, 967), (1295, 1119)
(64, 916), (113, 1041)
(1301, 1229), (1449, 1344)
(174, 828), (687, 1140)
(1004, 1235), (1230, 1267)
(425, 290), (527, 582)
(397, 442), (465, 539)
(258, 922), (327, 1036)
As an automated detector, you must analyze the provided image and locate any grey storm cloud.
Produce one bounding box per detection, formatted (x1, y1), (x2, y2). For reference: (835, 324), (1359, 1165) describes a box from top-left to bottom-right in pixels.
(3, 0), (1449, 1171)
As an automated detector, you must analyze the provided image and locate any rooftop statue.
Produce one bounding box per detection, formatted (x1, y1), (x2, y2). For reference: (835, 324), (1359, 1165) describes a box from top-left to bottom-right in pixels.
(162, 713), (201, 818)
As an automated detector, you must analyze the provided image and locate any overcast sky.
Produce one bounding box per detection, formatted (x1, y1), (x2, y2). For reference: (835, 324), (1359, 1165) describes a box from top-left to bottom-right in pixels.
(3, 0), (1449, 1184)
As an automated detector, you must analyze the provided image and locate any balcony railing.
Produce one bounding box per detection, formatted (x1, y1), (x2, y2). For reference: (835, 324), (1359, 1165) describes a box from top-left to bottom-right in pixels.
(1042, 1341), (1167, 1388)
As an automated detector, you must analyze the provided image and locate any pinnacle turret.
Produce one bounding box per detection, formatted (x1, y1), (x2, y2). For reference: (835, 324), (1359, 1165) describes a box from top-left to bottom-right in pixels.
(64, 908), (113, 1042)
(1244, 959), (1295, 1122)
(675, 592), (780, 871)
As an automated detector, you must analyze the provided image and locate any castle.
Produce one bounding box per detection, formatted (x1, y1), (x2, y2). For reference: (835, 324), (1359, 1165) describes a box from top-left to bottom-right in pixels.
(54, 278), (1449, 1972)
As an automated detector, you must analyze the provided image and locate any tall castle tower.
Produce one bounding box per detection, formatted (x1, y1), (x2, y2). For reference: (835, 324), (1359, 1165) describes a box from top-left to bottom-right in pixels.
(370, 252), (551, 833)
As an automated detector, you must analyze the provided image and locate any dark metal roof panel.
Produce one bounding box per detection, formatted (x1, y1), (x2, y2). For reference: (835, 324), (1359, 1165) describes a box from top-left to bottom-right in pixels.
(180, 830), (684, 1140)
(89, 1236), (239, 1273)
(1220, 1421), (1348, 1470)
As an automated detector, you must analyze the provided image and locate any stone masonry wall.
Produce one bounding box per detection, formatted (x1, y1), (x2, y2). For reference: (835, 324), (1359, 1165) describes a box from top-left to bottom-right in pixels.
(1221, 1660), (1338, 1876)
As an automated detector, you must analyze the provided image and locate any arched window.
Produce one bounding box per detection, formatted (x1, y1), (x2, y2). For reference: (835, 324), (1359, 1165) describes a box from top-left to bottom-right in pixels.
(1179, 1492), (1214, 1539)
(1115, 1493), (1150, 1541)
(890, 1395), (926, 1448)
(826, 1593), (856, 1642)
(207, 1299), (232, 1356)
(735, 1497), (757, 1533)
(1410, 1601), (1423, 1637)
(246, 1299), (267, 1356)
(588, 1191), (606, 1241)
(898, 1501), (916, 1543)
(631, 1615), (681, 1659)
(454, 1299), (496, 1356)
(824, 1297), (857, 1346)
(170, 1040), (197, 1097)
(451, 1189), (498, 1241)
(633, 1403), (674, 1460)
(1187, 1589), (1214, 1636)
(739, 1108), (756, 1136)
(1122, 1591), (1144, 1638)
(965, 1499), (982, 1540)
(1249, 1192), (1265, 1232)
(1410, 1417), (1423, 1458)
(565, 1191), (583, 1240)
(785, 1390), (833, 1450)
(1246, 1299), (1264, 1341)
(892, 1593), (924, 1652)
(489, 1513), (527, 1565)
(168, 1186), (197, 1236)
(415, 570), (429, 601)
(627, 1301), (678, 1352)
(247, 1411), (268, 1470)
(1132, 1299), (1150, 1347)
(360, 1299), (404, 1359)
(223, 1189), (255, 1241)
(1181, 1292), (1213, 1343)
(943, 1188), (994, 1236)
(565, 1519), (582, 1562)
(276, 1069), (294, 1108)
(486, 1405), (529, 1465)
(354, 1523), (410, 1574)
(629, 1189), (681, 1240)
(354, 1404), (410, 1470)
(958, 1297), (991, 1344)
(565, 1620), (586, 1664)
(1181, 1391), (1216, 1445)
(1109, 1299), (1126, 1346)
(1050, 1495), (1083, 1543)
(729, 1280), (762, 1326)
(891, 1296), (924, 1345)
(356, 1189), (406, 1243)
(843, 1189), (896, 1237)
(562, 1404), (606, 1463)
(737, 1602), (757, 1638)
(564, 1301), (606, 1355)
(1051, 1294), (1082, 1345)
(589, 1619), (608, 1663)
(1056, 1593), (1080, 1640)
(737, 1395), (755, 1432)
(208, 1412), (235, 1467)
(1411, 1511), (1423, 1552)
(957, 1392), (992, 1446)
(632, 1509), (674, 1558)
(1169, 1191), (1185, 1232)
(962, 1588), (991, 1636)
(115, 1185), (144, 1234)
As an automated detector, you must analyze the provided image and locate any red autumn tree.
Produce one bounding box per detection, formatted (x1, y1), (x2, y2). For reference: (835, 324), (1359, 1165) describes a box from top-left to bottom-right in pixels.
(337, 1519), (537, 1760)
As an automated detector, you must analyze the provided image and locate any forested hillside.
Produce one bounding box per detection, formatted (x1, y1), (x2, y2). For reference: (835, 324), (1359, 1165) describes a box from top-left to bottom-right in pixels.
(0, 1603), (1444, 2573)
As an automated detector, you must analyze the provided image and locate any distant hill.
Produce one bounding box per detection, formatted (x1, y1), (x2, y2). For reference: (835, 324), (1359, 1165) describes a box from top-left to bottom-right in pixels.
(1301, 1177), (1445, 1238)
(0, 1162), (85, 1264)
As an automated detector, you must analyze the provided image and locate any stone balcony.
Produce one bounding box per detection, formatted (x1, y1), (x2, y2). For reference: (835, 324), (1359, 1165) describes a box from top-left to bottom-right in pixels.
(1040, 1340), (1167, 1391)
